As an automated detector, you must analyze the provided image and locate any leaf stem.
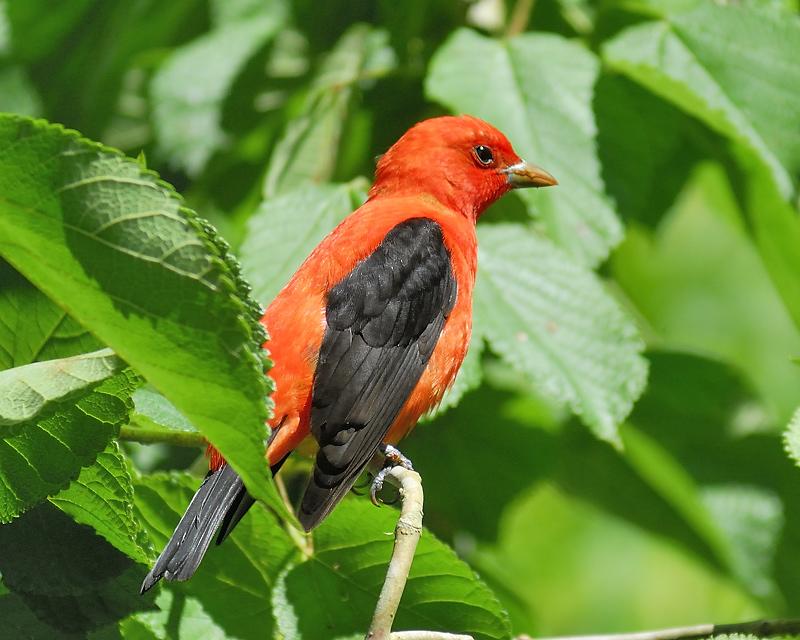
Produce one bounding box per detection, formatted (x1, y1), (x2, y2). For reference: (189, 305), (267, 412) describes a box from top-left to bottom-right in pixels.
(117, 423), (205, 447)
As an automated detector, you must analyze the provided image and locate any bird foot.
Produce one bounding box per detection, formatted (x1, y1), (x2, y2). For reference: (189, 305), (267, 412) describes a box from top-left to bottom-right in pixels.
(370, 444), (414, 507)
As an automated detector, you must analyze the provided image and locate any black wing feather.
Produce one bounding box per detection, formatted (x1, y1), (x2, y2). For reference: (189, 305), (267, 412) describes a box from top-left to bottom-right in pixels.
(298, 218), (457, 531)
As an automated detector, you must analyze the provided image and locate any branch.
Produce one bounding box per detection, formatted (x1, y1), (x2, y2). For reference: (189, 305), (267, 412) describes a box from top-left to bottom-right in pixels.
(364, 466), (475, 640)
(118, 421), (204, 447)
(533, 618), (800, 640)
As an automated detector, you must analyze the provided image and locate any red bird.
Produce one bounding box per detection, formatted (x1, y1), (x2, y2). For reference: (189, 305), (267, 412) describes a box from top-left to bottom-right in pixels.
(141, 115), (556, 592)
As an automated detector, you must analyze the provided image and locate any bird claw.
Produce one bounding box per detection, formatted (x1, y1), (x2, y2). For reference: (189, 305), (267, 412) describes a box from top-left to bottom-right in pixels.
(370, 445), (414, 507)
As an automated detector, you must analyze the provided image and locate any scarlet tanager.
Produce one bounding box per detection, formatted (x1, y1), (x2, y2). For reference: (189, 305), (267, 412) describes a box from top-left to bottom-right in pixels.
(141, 114), (556, 593)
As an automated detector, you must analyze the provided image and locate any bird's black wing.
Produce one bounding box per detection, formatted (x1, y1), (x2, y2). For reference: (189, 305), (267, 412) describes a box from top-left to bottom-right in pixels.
(298, 217), (457, 531)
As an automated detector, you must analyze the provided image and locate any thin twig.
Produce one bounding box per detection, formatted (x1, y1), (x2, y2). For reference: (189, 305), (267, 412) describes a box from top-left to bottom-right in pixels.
(506, 0), (536, 38)
(533, 618), (800, 640)
(366, 465), (425, 640)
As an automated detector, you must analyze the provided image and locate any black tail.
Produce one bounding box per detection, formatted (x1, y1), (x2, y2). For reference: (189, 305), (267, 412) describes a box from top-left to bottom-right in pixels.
(140, 463), (249, 594)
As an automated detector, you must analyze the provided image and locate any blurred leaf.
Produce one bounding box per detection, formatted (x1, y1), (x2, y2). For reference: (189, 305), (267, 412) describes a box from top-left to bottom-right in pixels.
(474, 224), (647, 444)
(263, 24), (396, 197)
(0, 66), (42, 116)
(702, 484), (782, 601)
(427, 28), (620, 266)
(275, 499), (511, 640)
(4, 0), (96, 62)
(594, 73), (700, 227)
(629, 351), (794, 606)
(603, 2), (800, 198)
(0, 348), (123, 429)
(0, 116), (286, 519)
(0, 364), (138, 523)
(0, 501), (154, 636)
(611, 162), (800, 422)
(131, 471), (298, 639)
(151, 1), (287, 175)
(49, 442), (152, 565)
(732, 144), (800, 337)
(240, 181), (366, 305)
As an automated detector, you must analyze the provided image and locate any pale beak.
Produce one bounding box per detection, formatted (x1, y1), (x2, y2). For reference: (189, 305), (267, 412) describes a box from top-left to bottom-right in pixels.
(501, 160), (558, 188)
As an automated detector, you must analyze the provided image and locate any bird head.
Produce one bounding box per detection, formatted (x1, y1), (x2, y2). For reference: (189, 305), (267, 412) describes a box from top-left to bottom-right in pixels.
(369, 114), (557, 221)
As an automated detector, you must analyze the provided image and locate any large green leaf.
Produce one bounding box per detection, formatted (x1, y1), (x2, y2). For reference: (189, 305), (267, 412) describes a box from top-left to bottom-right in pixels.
(603, 2), (800, 198)
(0, 348), (123, 429)
(474, 224), (647, 444)
(151, 0), (288, 175)
(427, 28), (620, 266)
(0, 116), (285, 518)
(0, 359), (138, 523)
(275, 499), (511, 640)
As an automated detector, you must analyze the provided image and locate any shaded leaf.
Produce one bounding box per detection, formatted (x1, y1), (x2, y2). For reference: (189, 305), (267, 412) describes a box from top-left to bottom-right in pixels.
(0, 263), (101, 371)
(49, 442), (152, 565)
(427, 28), (620, 266)
(474, 223), (647, 444)
(0, 501), (154, 636)
(132, 471), (298, 639)
(275, 499), (511, 640)
(603, 2), (800, 198)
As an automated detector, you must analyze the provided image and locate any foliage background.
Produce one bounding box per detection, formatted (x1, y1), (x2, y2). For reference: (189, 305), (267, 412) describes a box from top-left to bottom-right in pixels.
(1, 0), (800, 638)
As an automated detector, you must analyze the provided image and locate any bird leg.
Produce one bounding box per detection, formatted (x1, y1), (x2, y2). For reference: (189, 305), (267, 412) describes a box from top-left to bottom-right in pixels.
(370, 444), (414, 507)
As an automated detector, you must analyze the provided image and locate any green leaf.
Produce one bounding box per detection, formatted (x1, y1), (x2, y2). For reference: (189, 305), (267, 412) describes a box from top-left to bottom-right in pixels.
(611, 161), (800, 422)
(0, 263), (102, 371)
(131, 471), (298, 639)
(0, 66), (42, 117)
(151, 2), (287, 175)
(3, 0), (97, 62)
(0, 592), (83, 640)
(474, 223), (647, 444)
(732, 144), (800, 336)
(0, 501), (154, 636)
(263, 24), (396, 197)
(240, 182), (366, 305)
(594, 73), (700, 227)
(275, 499), (511, 640)
(49, 442), (152, 565)
(123, 384), (203, 446)
(603, 2), (800, 198)
(426, 28), (621, 266)
(0, 364), (139, 523)
(701, 484), (782, 600)
(0, 116), (284, 519)
(0, 348), (123, 429)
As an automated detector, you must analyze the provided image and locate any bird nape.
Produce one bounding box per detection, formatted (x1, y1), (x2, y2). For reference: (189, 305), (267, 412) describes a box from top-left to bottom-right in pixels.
(140, 114), (557, 594)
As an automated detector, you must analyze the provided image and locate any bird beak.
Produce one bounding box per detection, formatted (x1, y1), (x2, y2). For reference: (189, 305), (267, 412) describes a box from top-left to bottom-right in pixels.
(501, 160), (558, 189)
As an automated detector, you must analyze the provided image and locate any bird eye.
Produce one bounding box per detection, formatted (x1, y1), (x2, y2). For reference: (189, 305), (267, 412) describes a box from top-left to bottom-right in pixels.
(473, 145), (494, 166)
